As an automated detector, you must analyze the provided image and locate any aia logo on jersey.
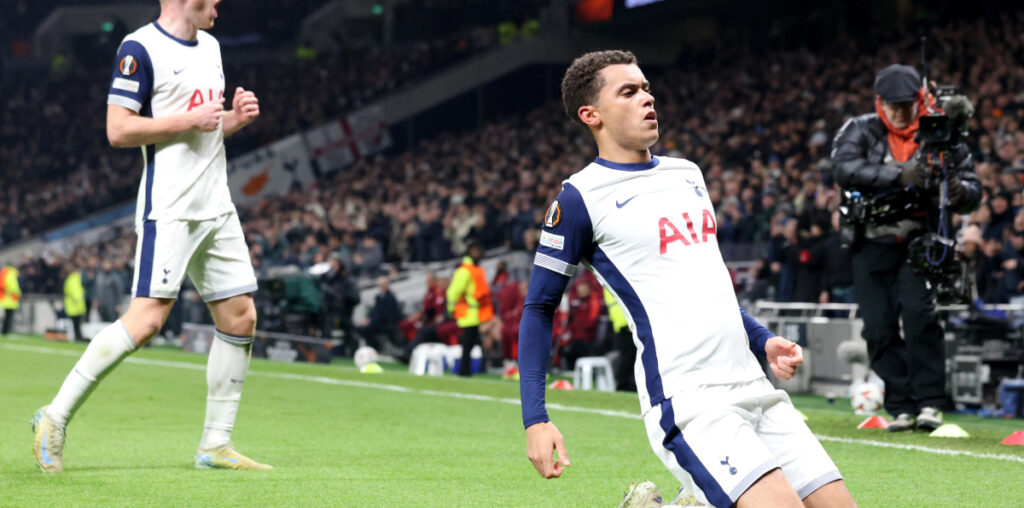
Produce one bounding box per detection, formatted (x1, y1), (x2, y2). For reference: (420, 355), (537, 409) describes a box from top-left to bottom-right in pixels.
(187, 88), (225, 111)
(658, 209), (717, 254)
(119, 55), (138, 76)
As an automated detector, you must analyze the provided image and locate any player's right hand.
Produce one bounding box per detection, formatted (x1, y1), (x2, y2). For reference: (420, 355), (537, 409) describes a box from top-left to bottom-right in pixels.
(525, 421), (570, 479)
(191, 98), (225, 132)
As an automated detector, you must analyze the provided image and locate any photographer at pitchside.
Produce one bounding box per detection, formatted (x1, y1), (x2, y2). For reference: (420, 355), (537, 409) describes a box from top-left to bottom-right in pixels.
(832, 64), (981, 432)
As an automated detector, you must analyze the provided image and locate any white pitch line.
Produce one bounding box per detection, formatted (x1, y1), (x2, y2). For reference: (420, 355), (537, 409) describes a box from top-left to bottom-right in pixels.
(5, 342), (1024, 465)
(814, 435), (1024, 464)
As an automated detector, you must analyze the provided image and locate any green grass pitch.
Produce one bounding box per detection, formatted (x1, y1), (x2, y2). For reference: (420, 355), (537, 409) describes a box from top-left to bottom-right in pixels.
(2, 334), (1023, 507)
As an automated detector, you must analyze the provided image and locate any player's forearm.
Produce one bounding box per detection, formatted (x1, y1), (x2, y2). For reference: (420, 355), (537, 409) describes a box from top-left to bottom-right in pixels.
(519, 302), (556, 428)
(222, 110), (252, 138)
(519, 267), (571, 428)
(107, 112), (195, 148)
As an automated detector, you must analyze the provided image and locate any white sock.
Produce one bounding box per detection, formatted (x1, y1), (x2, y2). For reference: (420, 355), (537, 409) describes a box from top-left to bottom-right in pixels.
(199, 330), (253, 450)
(48, 320), (137, 427)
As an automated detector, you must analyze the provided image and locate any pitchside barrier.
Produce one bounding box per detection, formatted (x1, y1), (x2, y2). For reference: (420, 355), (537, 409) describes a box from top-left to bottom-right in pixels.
(753, 301), (1024, 409)
(181, 323), (333, 364)
(752, 302), (863, 396)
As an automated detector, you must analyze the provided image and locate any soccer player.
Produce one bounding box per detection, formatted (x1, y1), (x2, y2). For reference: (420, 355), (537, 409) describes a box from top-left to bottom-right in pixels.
(32, 0), (269, 472)
(518, 51), (857, 507)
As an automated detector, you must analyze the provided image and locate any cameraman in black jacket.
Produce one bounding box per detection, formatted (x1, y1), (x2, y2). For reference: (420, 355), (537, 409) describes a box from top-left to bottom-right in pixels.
(832, 64), (981, 432)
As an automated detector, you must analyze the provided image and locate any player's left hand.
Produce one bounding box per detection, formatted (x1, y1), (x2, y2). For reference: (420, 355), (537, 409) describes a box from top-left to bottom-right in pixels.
(765, 336), (803, 381)
(232, 87), (260, 124)
(525, 421), (570, 479)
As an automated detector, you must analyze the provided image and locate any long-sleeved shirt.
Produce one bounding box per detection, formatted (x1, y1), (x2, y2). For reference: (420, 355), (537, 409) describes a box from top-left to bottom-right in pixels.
(519, 156), (775, 428)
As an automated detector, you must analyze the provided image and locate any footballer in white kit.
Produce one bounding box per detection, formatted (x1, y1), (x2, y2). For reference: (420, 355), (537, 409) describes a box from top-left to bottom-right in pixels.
(33, 0), (270, 473)
(519, 51), (857, 507)
(109, 21), (256, 301)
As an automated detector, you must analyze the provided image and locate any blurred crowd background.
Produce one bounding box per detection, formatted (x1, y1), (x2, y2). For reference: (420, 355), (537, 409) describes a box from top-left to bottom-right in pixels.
(4, 1), (1024, 365)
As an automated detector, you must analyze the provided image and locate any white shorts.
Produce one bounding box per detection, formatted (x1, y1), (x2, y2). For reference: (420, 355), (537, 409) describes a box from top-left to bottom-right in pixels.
(132, 212), (257, 302)
(643, 378), (841, 508)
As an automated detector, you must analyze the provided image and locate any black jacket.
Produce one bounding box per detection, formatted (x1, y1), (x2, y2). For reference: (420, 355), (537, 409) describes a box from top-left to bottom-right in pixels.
(831, 113), (981, 216)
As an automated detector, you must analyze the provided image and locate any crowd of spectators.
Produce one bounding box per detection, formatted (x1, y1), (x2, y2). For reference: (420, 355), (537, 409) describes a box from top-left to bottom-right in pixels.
(236, 16), (1024, 305)
(10, 11), (1024, 362)
(0, 1), (543, 246)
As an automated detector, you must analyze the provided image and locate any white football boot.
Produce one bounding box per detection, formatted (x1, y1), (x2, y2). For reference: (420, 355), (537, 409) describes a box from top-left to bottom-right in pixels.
(194, 444), (273, 470)
(667, 486), (707, 506)
(31, 405), (65, 473)
(617, 481), (664, 508)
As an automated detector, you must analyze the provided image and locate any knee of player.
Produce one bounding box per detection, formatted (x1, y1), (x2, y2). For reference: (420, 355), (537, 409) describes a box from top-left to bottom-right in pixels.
(134, 317), (165, 342)
(228, 303), (257, 335)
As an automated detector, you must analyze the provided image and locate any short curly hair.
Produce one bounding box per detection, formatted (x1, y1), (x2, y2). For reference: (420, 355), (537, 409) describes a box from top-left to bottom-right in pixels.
(561, 50), (638, 127)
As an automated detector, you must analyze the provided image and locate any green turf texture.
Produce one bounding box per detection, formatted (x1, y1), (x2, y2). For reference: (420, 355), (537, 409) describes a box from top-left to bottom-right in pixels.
(2, 335), (1023, 507)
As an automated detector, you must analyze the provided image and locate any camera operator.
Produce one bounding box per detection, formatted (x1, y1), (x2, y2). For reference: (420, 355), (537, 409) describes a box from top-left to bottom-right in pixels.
(831, 64), (981, 432)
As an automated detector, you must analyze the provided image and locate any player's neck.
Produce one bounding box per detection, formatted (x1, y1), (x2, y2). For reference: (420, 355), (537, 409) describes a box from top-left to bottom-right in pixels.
(156, 13), (200, 42)
(595, 144), (651, 165)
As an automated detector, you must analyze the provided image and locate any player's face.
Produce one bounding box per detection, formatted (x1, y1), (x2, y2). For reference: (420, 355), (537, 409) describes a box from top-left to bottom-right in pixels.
(591, 64), (659, 150)
(186, 0), (221, 29)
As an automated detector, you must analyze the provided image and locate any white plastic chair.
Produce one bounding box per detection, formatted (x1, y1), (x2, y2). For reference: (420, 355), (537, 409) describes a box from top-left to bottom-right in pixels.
(573, 356), (616, 391)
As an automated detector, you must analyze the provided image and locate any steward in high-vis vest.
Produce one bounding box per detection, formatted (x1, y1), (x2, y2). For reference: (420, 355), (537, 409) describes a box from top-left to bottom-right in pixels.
(447, 244), (493, 376)
(1, 265), (22, 336)
(64, 268), (87, 341)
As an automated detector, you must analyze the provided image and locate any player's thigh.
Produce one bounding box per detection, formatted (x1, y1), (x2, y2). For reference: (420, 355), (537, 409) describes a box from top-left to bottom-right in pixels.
(736, 468), (802, 508)
(643, 398), (783, 508)
(802, 478), (857, 508)
(132, 219), (200, 300)
(187, 213), (258, 303)
(757, 387), (844, 501)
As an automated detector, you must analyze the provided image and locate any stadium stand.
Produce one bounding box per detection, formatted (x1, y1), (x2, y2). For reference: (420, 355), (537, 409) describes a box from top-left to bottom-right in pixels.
(6, 5), (1024, 365)
(0, 0), (545, 245)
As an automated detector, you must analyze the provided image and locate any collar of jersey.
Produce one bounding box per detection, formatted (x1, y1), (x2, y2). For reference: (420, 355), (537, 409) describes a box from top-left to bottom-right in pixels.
(153, 22), (200, 47)
(594, 156), (660, 171)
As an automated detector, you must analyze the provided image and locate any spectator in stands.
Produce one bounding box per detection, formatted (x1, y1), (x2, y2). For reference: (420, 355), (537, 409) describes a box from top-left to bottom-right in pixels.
(93, 259), (125, 322)
(360, 276), (404, 356)
(560, 280), (601, 370)
(401, 275), (461, 362)
(319, 254), (361, 355)
(962, 225), (995, 301)
(789, 217), (827, 303)
(20, 8), (1024, 313)
(353, 235), (384, 278)
(984, 192), (1014, 241)
(998, 210), (1024, 301)
(81, 256), (98, 318)
(495, 280), (527, 362)
(400, 272), (447, 338)
(821, 211), (855, 304)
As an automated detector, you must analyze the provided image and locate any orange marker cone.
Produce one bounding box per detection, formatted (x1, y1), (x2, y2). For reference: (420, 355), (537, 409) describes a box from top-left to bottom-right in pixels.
(857, 415), (890, 429)
(549, 379), (574, 390)
(1000, 431), (1024, 445)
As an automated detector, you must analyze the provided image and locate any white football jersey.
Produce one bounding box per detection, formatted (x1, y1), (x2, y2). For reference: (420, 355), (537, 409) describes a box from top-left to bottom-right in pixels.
(107, 22), (235, 223)
(534, 156), (766, 414)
